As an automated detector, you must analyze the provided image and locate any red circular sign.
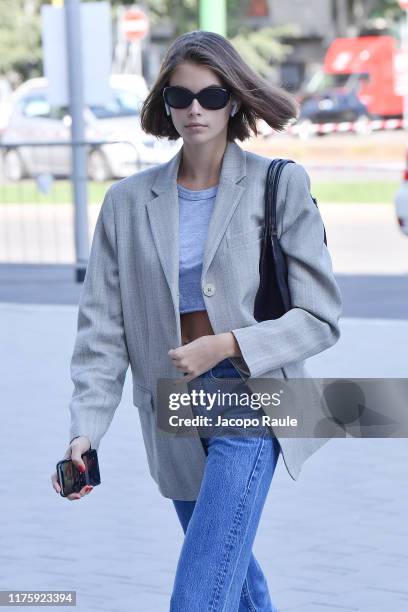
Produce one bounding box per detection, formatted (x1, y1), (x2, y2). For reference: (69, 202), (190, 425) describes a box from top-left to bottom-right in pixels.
(122, 8), (149, 42)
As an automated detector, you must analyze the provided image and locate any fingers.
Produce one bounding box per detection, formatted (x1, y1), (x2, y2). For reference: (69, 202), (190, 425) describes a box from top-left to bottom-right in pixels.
(71, 457), (86, 473)
(51, 441), (93, 500)
(50, 471), (94, 501)
(70, 448), (87, 473)
(51, 471), (61, 494)
(66, 485), (93, 501)
(50, 446), (72, 495)
(70, 438), (90, 473)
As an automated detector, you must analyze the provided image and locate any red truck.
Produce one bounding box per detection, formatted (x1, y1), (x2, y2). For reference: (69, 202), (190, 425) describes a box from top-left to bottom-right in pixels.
(323, 35), (404, 118)
(297, 35), (405, 135)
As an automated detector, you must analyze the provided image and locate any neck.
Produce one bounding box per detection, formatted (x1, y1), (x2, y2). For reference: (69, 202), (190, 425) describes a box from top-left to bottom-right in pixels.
(177, 137), (227, 188)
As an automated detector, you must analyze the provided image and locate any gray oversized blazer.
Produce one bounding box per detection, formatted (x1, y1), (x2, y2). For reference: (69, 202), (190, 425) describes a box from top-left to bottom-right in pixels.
(68, 139), (343, 500)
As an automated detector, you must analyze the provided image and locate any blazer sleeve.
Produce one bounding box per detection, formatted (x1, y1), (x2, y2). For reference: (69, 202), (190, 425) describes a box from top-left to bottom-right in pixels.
(231, 162), (343, 378)
(68, 187), (130, 450)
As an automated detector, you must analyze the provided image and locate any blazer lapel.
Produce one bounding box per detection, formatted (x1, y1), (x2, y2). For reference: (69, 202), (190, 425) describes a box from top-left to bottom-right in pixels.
(145, 140), (247, 331)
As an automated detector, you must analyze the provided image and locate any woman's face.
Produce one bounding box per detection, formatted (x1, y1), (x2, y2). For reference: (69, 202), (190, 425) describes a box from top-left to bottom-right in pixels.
(167, 61), (235, 145)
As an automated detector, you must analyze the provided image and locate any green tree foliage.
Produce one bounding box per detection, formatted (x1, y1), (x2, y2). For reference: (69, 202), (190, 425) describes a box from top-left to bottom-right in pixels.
(230, 25), (298, 80)
(368, 0), (404, 20)
(1, 0), (404, 84)
(0, 0), (43, 81)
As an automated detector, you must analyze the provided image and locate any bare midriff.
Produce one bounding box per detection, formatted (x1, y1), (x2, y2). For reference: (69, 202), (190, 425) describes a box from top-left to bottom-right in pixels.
(180, 310), (215, 345)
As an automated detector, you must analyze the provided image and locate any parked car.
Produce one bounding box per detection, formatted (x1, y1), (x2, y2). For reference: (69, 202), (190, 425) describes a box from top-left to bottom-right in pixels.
(0, 76), (181, 181)
(395, 147), (408, 236)
(297, 76), (372, 138)
(298, 35), (404, 131)
(0, 77), (13, 138)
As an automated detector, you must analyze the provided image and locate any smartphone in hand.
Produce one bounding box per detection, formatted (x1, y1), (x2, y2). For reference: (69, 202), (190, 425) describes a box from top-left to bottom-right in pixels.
(56, 449), (101, 497)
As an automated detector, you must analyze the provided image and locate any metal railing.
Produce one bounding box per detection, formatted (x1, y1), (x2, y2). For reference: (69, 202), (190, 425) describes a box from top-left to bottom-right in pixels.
(0, 139), (157, 269)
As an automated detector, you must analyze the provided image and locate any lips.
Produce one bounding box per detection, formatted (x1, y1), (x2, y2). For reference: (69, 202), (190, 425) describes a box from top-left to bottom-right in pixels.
(185, 124), (206, 127)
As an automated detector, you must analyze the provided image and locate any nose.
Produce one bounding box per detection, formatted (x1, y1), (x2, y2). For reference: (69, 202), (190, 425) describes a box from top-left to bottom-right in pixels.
(188, 97), (203, 114)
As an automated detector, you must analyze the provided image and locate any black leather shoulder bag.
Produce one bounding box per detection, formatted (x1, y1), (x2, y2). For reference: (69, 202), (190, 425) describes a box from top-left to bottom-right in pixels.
(254, 158), (327, 323)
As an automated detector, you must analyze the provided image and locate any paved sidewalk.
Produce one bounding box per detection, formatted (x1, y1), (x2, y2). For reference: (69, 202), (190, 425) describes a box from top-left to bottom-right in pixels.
(2, 202), (408, 274)
(0, 303), (407, 611)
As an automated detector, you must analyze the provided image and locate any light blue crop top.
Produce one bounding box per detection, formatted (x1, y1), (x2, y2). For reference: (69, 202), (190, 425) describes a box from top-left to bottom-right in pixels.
(177, 182), (218, 314)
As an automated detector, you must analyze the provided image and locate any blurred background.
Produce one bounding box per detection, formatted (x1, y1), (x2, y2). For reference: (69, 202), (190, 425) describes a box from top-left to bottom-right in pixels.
(0, 0), (407, 289)
(1, 2), (407, 612)
(0, 0), (408, 286)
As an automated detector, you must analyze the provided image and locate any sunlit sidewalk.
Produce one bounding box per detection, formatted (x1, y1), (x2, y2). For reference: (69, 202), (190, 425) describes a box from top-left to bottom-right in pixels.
(0, 303), (407, 611)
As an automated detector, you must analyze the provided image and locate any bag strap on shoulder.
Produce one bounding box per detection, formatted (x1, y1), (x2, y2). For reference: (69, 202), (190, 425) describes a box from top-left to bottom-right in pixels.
(265, 158), (294, 237)
(265, 158), (327, 246)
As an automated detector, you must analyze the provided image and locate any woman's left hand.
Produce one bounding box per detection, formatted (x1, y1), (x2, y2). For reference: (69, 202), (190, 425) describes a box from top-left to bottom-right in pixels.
(168, 335), (227, 383)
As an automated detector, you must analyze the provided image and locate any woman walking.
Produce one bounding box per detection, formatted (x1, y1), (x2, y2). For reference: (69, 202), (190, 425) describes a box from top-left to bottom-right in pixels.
(51, 30), (342, 611)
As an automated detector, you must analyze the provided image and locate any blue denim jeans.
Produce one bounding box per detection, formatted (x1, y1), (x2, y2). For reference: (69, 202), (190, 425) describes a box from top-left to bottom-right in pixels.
(170, 358), (281, 612)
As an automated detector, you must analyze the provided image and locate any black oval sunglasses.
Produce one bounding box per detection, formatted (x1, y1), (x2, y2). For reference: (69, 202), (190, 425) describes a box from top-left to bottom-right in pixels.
(162, 86), (231, 110)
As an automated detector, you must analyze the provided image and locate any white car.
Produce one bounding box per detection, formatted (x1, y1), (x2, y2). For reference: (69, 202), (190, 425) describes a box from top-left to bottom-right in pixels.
(1, 76), (181, 181)
(395, 148), (408, 236)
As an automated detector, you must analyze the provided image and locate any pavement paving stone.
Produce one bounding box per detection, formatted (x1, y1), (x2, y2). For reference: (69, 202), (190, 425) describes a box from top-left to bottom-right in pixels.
(1, 304), (407, 611)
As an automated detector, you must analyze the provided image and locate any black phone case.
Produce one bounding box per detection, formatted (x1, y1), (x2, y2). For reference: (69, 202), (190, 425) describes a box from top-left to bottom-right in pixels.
(57, 448), (101, 497)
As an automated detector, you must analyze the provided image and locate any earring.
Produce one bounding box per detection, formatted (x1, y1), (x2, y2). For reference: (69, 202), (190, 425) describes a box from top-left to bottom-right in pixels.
(230, 101), (238, 117)
(164, 101), (171, 116)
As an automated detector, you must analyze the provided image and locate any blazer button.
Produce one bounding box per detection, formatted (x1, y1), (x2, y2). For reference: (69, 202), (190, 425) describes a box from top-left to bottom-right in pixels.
(203, 282), (215, 296)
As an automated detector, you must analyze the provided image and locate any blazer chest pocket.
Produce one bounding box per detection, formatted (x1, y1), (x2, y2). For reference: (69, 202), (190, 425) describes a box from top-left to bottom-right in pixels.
(133, 381), (154, 412)
(226, 224), (265, 249)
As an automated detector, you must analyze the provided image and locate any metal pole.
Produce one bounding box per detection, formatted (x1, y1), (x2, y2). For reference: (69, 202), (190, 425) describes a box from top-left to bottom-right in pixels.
(65, 0), (89, 283)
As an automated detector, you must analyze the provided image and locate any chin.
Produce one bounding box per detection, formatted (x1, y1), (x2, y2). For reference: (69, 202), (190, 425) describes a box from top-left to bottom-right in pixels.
(183, 135), (213, 144)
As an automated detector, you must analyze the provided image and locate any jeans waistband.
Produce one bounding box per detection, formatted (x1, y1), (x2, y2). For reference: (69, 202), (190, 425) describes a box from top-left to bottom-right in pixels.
(214, 358), (235, 369)
(210, 358), (244, 380)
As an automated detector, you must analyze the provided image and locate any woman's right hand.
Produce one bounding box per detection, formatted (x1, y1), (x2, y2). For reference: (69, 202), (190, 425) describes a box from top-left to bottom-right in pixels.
(51, 436), (93, 500)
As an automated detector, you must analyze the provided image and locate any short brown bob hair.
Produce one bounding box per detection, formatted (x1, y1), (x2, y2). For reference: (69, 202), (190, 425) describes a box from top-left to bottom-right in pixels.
(140, 30), (299, 141)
